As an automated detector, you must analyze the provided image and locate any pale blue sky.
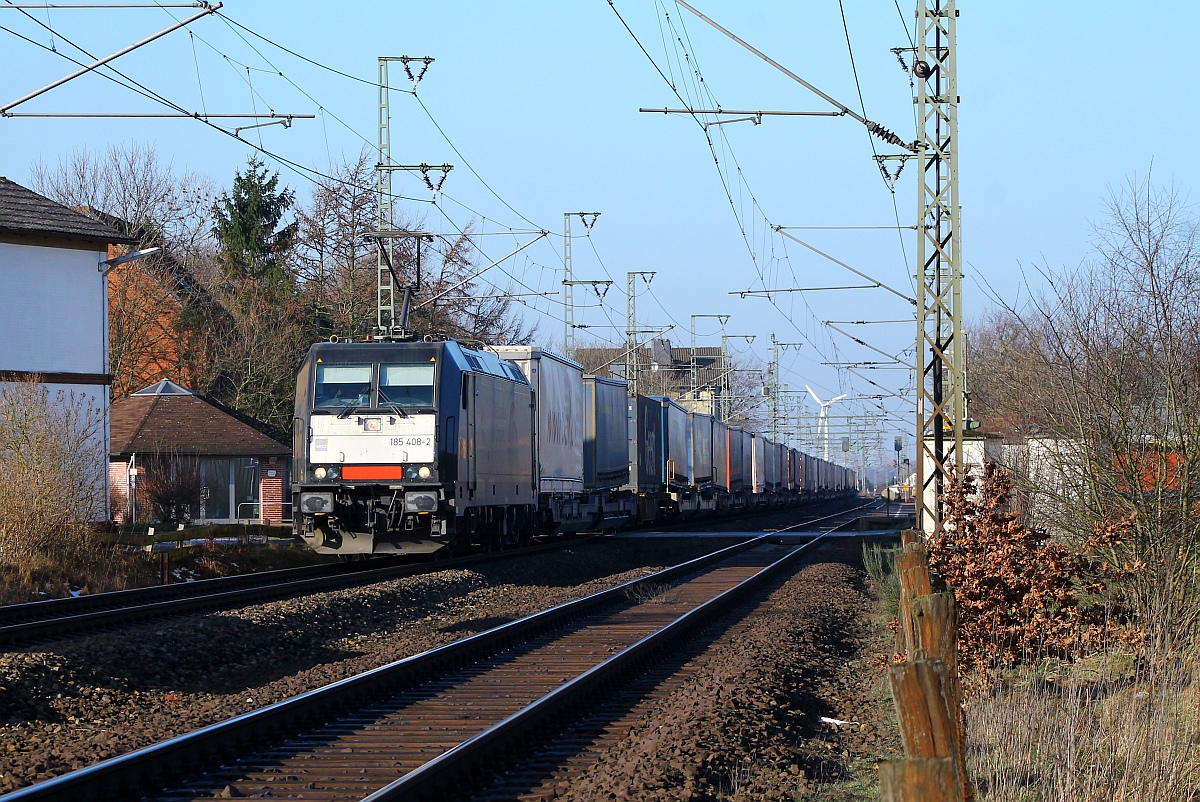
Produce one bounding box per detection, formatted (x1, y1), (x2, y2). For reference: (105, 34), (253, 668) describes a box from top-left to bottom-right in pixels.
(2, 2), (1194, 457)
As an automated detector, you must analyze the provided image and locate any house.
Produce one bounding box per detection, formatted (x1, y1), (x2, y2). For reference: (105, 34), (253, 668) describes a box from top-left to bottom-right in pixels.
(575, 340), (726, 403)
(0, 177), (135, 520)
(109, 379), (292, 525)
(84, 209), (229, 400)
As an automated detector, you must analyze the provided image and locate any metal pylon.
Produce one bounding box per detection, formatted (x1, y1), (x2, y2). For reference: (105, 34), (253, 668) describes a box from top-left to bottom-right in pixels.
(564, 213), (574, 351)
(377, 57), (395, 333)
(914, 0), (963, 538)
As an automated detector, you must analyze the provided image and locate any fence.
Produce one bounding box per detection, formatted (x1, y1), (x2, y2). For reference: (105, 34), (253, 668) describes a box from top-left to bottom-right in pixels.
(880, 528), (974, 802)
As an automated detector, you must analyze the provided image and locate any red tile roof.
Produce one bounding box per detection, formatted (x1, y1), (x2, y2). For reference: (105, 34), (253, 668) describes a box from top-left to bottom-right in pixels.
(110, 385), (289, 457)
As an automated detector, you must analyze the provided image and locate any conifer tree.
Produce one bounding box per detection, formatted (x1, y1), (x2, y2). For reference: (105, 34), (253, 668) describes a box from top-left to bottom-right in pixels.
(211, 157), (297, 288)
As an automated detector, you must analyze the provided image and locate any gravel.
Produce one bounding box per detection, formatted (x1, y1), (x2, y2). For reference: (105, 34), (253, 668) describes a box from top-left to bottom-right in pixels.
(497, 537), (901, 801)
(0, 537), (741, 793)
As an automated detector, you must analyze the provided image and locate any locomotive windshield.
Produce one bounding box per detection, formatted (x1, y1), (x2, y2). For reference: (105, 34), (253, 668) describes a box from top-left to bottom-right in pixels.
(314, 364), (371, 409)
(379, 363), (435, 407)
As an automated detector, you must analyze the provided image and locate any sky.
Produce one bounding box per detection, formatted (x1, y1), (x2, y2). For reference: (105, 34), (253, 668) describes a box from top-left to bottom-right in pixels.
(2, 1), (1196, 470)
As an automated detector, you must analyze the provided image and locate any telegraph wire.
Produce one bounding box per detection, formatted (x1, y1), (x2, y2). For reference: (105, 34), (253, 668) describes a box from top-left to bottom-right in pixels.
(655, 4), (855, 392)
(214, 10), (415, 97)
(213, 8), (554, 239)
(185, 5), (566, 263)
(0, 6), (431, 205)
(837, 0), (914, 290)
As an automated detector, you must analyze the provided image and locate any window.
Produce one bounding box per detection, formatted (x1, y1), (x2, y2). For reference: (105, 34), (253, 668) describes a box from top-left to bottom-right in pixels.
(314, 364), (371, 409)
(380, 364), (436, 407)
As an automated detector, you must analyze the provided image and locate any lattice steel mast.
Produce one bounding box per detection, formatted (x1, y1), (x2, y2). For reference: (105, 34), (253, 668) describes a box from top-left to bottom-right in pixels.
(914, 0), (963, 537)
(376, 56), (450, 338)
(562, 211), (600, 352)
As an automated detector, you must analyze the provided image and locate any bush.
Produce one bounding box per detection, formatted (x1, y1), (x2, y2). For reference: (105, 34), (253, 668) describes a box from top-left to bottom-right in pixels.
(0, 380), (111, 590)
(929, 460), (1137, 676)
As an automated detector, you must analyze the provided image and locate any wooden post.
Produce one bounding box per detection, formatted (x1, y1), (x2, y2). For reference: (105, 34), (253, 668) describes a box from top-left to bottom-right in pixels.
(911, 593), (972, 802)
(883, 535), (975, 802)
(879, 758), (958, 802)
(889, 658), (958, 759)
(911, 593), (956, 665)
(896, 544), (933, 655)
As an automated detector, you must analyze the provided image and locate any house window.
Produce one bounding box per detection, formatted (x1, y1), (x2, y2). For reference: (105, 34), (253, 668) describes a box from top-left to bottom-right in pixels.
(199, 457), (260, 521)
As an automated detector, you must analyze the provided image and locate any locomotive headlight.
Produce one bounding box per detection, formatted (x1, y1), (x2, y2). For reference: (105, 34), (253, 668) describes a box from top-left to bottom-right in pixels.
(418, 465), (432, 479)
(314, 466), (327, 479)
(364, 417), (382, 432)
(328, 465), (340, 479)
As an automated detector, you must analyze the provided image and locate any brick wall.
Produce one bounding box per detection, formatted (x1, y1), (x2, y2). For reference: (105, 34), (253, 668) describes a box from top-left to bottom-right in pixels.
(260, 455), (290, 524)
(109, 459), (129, 522)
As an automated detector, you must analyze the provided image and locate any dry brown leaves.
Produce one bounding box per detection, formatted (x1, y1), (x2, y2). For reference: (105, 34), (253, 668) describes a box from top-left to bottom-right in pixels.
(928, 461), (1138, 676)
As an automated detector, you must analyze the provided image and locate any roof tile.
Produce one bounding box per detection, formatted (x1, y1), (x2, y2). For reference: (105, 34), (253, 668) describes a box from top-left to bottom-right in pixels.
(110, 392), (290, 457)
(0, 177), (134, 244)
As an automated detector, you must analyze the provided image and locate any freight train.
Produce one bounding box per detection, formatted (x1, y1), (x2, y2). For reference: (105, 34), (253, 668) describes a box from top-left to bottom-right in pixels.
(292, 340), (856, 556)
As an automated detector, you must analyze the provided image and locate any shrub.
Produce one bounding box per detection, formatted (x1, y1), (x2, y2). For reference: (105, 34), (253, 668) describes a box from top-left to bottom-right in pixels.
(0, 380), (110, 587)
(929, 460), (1137, 676)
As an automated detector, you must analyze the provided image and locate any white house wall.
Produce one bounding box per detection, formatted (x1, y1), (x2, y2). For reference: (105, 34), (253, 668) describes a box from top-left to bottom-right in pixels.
(0, 241), (108, 373)
(920, 434), (1003, 538)
(0, 241), (110, 521)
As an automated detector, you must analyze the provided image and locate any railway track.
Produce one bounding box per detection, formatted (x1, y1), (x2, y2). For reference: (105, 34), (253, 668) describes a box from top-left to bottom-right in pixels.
(0, 539), (582, 646)
(0, 498), (867, 646)
(1, 508), (867, 802)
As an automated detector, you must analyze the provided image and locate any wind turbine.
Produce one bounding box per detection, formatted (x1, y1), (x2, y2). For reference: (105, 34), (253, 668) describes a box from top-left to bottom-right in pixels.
(805, 385), (848, 462)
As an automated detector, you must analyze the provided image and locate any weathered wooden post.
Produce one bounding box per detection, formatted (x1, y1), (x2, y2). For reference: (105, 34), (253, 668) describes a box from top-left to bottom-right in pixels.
(879, 757), (958, 802)
(895, 542), (932, 655)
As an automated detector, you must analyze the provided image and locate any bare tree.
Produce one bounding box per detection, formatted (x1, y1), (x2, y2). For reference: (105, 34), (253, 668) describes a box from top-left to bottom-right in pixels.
(970, 177), (1200, 646)
(31, 144), (222, 398)
(139, 449), (201, 525)
(294, 150), (378, 339)
(0, 380), (107, 573)
(406, 226), (536, 345)
(31, 142), (215, 264)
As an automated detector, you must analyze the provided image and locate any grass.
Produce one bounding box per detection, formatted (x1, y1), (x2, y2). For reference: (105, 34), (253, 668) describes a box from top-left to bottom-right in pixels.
(965, 649), (1200, 801)
(862, 542), (901, 624)
(0, 540), (336, 604)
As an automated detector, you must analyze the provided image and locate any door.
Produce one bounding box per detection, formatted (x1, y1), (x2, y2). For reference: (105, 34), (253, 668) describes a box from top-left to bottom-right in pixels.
(464, 374), (477, 496)
(200, 458), (233, 521)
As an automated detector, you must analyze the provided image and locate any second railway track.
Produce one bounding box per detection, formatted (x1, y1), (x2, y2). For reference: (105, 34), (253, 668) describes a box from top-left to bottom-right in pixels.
(0, 539), (583, 646)
(3, 509), (868, 802)
(0, 498), (874, 646)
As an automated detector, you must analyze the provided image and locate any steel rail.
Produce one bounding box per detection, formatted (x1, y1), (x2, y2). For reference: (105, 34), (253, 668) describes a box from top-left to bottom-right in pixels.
(0, 536), (775, 802)
(0, 538), (581, 645)
(367, 520), (854, 800)
(0, 497), (865, 643)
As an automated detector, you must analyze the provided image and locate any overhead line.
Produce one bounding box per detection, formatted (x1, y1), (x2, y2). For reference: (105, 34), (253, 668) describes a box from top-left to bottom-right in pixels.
(674, 0), (915, 151)
(773, 228), (915, 305)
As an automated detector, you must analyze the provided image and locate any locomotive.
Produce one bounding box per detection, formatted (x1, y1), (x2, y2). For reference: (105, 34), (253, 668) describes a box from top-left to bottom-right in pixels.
(292, 339), (856, 556)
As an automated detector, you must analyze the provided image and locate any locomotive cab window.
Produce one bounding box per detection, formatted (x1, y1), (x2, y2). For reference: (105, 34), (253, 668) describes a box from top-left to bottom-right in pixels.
(314, 364), (372, 409)
(380, 364), (435, 407)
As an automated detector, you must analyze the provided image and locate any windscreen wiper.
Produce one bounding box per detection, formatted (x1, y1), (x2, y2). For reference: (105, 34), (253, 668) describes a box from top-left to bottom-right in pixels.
(376, 387), (409, 418)
(337, 404), (360, 419)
